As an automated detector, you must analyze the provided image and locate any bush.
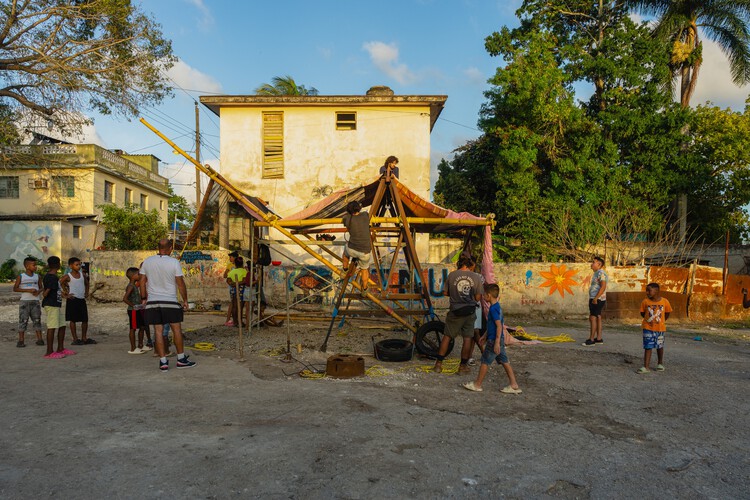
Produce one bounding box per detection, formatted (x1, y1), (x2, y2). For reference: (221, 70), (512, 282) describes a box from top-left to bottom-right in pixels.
(0, 259), (16, 281)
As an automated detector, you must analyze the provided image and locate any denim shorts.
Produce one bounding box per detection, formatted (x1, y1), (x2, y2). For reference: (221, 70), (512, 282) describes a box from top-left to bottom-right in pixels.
(481, 334), (508, 365)
(643, 329), (665, 350)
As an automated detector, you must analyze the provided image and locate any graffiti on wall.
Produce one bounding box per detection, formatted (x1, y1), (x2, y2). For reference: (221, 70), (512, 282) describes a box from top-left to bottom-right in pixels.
(0, 221), (59, 265)
(180, 251), (214, 264)
(539, 264), (579, 297)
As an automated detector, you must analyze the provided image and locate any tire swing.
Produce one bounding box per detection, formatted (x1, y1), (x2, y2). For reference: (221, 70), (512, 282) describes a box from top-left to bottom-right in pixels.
(415, 320), (454, 359)
(373, 338), (414, 362)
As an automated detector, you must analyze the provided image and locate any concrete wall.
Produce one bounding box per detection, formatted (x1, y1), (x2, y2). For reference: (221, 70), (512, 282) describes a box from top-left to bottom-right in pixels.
(0, 220), (62, 265)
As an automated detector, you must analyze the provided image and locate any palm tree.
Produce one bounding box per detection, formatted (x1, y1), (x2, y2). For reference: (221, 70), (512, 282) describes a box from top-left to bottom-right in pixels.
(254, 76), (319, 96)
(628, 0), (750, 107)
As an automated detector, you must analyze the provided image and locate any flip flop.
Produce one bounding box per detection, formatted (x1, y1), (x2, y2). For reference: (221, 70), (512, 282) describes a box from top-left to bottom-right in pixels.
(83, 338), (97, 344)
(501, 386), (522, 394)
(463, 382), (483, 392)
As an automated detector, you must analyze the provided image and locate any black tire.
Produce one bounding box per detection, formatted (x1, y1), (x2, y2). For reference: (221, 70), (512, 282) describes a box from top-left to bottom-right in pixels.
(415, 320), (454, 359)
(374, 339), (414, 362)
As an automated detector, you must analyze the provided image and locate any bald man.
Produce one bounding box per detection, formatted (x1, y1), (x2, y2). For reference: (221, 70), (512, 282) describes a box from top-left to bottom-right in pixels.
(139, 239), (196, 371)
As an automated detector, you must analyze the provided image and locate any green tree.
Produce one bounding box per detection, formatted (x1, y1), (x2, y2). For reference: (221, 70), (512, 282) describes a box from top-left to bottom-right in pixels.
(167, 185), (195, 230)
(627, 0), (750, 108)
(99, 203), (167, 250)
(0, 0), (175, 134)
(254, 75), (319, 96)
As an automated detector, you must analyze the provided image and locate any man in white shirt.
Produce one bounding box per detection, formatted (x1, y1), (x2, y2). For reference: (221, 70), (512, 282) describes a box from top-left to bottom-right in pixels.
(140, 239), (196, 371)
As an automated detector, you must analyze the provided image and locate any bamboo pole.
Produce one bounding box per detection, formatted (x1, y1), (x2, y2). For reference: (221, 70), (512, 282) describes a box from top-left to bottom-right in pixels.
(251, 217), (492, 227)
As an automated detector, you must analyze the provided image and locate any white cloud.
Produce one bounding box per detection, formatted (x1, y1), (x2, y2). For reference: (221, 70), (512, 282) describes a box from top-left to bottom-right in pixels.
(464, 66), (485, 85)
(691, 38), (749, 110)
(166, 59), (223, 95)
(362, 41), (417, 85)
(185, 0), (214, 32)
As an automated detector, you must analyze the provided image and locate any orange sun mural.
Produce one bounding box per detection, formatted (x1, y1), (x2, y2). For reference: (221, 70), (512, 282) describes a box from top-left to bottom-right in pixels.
(539, 264), (579, 297)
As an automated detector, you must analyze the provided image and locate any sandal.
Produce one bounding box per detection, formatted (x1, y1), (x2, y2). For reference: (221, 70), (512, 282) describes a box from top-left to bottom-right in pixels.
(637, 367), (650, 374)
(71, 339), (84, 346)
(16, 341), (25, 348)
(35, 339), (45, 346)
(83, 338), (97, 344)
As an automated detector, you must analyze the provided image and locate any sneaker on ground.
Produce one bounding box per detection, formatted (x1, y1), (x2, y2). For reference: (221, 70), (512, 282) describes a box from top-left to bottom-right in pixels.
(71, 339), (84, 346)
(60, 348), (76, 356)
(146, 340), (154, 348)
(176, 356), (196, 368)
(35, 340), (45, 346)
(582, 339), (596, 346)
(159, 360), (169, 371)
(594, 338), (604, 344)
(467, 358), (477, 366)
(128, 348), (145, 354)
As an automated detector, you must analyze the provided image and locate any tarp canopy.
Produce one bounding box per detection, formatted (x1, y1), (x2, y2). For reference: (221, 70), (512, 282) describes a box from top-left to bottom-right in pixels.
(284, 176), (488, 233)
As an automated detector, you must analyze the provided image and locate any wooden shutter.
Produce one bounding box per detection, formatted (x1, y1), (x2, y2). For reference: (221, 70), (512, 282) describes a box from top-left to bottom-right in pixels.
(263, 112), (284, 179)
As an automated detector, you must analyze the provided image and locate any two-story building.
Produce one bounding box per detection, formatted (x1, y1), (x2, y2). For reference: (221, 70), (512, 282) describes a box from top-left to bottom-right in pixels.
(199, 86), (447, 258)
(0, 138), (170, 267)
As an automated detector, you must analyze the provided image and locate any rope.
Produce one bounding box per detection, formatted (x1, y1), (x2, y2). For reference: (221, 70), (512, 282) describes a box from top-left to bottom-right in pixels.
(512, 327), (575, 343)
(191, 342), (216, 351)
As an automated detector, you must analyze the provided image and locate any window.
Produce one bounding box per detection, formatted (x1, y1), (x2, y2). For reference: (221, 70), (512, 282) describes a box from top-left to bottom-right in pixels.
(262, 111), (284, 179)
(104, 180), (114, 202)
(160, 200), (165, 210)
(52, 176), (75, 197)
(73, 225), (82, 239)
(0, 176), (19, 198)
(336, 112), (357, 131)
(124, 188), (132, 205)
(140, 194), (148, 210)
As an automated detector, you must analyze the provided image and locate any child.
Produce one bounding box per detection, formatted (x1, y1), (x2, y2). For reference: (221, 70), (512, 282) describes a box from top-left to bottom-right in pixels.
(226, 256), (247, 326)
(123, 267), (152, 354)
(341, 200), (372, 297)
(42, 256), (75, 359)
(638, 282), (672, 374)
(60, 257), (95, 345)
(13, 256), (44, 347)
(463, 283), (522, 394)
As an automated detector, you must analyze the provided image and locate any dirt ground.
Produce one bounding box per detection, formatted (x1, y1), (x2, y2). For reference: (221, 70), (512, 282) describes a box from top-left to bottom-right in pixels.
(1, 290), (749, 499)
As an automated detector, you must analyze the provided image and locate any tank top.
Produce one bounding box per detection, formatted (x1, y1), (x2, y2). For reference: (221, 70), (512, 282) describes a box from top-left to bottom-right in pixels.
(19, 272), (40, 301)
(67, 272), (86, 299)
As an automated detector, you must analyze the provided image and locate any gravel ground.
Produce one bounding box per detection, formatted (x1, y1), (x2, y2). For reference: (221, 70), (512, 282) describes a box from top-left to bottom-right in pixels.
(1, 295), (749, 499)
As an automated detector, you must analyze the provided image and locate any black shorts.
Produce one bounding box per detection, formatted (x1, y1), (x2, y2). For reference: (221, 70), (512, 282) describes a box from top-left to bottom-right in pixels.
(127, 309), (146, 330)
(144, 301), (184, 325)
(65, 297), (88, 322)
(589, 299), (606, 317)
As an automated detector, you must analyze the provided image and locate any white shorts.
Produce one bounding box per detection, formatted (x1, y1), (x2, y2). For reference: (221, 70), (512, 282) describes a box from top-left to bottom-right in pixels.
(344, 246), (371, 270)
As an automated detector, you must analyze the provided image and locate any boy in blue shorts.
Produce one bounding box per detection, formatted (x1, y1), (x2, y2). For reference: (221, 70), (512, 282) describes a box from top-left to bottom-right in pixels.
(638, 282), (672, 374)
(463, 283), (522, 394)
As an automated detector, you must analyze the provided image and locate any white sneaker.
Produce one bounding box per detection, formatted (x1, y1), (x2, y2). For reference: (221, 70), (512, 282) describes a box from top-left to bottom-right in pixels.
(467, 358), (476, 366)
(139, 345), (152, 352)
(127, 348), (144, 355)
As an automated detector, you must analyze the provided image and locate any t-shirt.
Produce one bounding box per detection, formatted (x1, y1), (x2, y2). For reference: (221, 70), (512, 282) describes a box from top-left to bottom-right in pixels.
(485, 301), (504, 343)
(227, 267), (248, 284)
(640, 297), (672, 332)
(125, 283), (141, 311)
(42, 273), (62, 308)
(589, 269), (608, 300)
(379, 165), (400, 178)
(446, 269), (483, 311)
(343, 211), (371, 253)
(140, 254), (183, 303)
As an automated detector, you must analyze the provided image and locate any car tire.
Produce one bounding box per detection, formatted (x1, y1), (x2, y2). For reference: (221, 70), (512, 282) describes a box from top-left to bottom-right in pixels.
(415, 320), (453, 359)
(374, 339), (414, 362)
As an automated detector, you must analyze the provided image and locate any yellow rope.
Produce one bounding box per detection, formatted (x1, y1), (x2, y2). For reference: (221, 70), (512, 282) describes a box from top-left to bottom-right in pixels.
(299, 369), (325, 379)
(512, 327), (575, 343)
(191, 342), (216, 351)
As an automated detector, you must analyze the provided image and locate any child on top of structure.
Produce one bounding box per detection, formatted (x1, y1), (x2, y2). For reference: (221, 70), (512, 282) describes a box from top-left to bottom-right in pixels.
(123, 267), (152, 355)
(638, 282), (672, 374)
(341, 200), (372, 297)
(60, 256), (95, 345)
(463, 283), (522, 394)
(13, 256), (44, 347)
(226, 256), (247, 327)
(42, 256), (75, 359)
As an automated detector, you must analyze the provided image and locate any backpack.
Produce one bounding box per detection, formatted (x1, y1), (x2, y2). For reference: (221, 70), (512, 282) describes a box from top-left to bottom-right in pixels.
(257, 243), (272, 266)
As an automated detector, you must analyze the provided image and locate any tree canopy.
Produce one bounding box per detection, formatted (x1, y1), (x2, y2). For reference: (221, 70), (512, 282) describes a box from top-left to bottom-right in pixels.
(435, 1), (750, 261)
(0, 0), (175, 135)
(254, 76), (319, 96)
(100, 203), (167, 250)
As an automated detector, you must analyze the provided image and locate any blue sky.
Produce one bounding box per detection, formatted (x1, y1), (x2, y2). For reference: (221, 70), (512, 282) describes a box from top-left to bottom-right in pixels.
(82, 0), (748, 204)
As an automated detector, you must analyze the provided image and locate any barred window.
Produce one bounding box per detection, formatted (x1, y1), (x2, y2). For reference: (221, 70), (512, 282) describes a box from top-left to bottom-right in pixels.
(0, 176), (19, 198)
(262, 111), (284, 179)
(336, 112), (357, 130)
(52, 176), (75, 197)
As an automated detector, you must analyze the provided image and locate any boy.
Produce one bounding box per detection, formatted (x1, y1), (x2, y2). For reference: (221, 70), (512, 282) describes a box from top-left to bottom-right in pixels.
(60, 257), (95, 345)
(463, 283), (522, 394)
(42, 256), (75, 359)
(341, 200), (372, 297)
(123, 267), (152, 354)
(226, 256), (247, 326)
(638, 282), (672, 374)
(583, 256), (608, 346)
(223, 251), (239, 326)
(13, 256), (44, 347)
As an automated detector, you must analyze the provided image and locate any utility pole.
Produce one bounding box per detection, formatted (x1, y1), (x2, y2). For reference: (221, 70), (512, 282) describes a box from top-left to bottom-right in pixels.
(194, 101), (202, 246)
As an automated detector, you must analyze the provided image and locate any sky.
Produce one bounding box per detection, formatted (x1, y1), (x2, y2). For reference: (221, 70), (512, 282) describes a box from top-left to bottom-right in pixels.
(77, 0), (749, 205)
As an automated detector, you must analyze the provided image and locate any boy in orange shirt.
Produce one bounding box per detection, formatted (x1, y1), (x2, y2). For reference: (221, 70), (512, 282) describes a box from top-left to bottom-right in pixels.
(638, 282), (672, 374)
